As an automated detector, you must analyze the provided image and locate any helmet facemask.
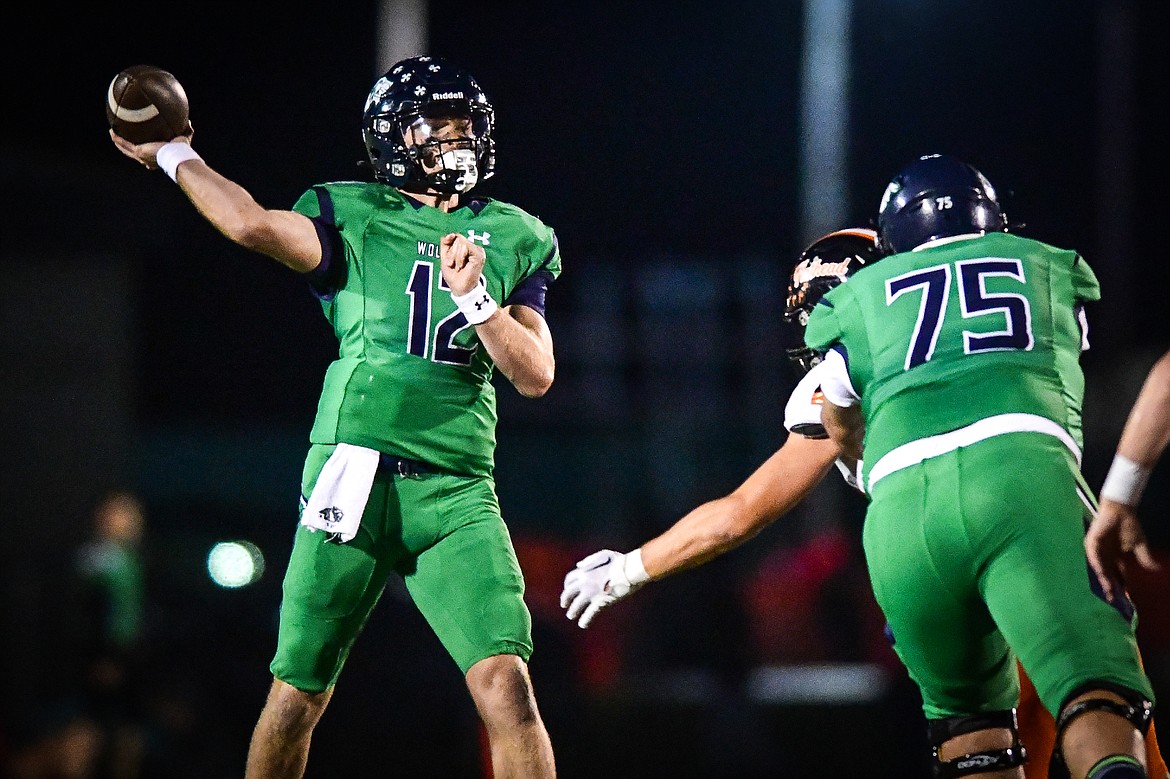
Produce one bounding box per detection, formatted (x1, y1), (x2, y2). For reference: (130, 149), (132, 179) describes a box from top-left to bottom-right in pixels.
(401, 104), (491, 194)
(782, 229), (884, 376)
(367, 100), (494, 195)
(783, 289), (828, 375)
(783, 276), (838, 375)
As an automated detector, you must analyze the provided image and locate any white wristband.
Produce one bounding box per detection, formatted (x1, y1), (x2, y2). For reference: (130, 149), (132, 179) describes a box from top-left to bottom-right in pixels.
(624, 548), (650, 586)
(156, 142), (202, 182)
(451, 280), (498, 325)
(1100, 454), (1152, 507)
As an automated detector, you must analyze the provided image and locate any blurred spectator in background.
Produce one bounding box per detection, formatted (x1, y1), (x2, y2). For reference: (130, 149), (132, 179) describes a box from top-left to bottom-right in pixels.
(5, 490), (149, 779)
(72, 490), (149, 779)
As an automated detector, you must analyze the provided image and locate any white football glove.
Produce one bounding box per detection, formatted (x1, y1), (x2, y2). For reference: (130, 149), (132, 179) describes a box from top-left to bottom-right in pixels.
(560, 548), (649, 629)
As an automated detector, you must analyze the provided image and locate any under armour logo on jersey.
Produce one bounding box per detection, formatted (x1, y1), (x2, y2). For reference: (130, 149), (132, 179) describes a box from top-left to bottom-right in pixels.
(318, 507), (344, 526)
(467, 230), (491, 246)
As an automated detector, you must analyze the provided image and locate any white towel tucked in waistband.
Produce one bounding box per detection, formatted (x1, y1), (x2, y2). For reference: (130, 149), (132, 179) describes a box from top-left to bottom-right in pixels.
(300, 443), (380, 542)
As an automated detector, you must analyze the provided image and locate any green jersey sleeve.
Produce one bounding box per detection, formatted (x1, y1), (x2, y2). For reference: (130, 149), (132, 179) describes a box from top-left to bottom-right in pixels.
(508, 206), (561, 282)
(536, 229), (562, 281)
(1071, 253), (1101, 303)
(293, 188), (322, 217)
(804, 286), (846, 353)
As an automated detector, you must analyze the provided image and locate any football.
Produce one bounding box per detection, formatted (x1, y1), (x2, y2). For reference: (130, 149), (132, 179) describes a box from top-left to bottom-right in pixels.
(106, 65), (191, 144)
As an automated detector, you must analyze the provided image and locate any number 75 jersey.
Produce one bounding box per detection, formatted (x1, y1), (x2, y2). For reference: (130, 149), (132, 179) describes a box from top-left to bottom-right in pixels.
(803, 232), (1099, 473)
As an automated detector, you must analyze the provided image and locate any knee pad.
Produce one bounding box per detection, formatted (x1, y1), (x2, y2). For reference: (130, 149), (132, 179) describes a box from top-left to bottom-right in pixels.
(928, 709), (1028, 778)
(1049, 681), (1154, 779)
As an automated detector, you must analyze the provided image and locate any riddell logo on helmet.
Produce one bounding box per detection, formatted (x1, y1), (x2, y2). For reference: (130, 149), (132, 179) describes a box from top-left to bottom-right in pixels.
(432, 91), (465, 100)
(792, 256), (851, 284)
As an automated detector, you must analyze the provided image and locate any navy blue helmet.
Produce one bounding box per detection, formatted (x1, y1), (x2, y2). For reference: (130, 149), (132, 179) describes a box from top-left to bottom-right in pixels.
(783, 227), (884, 375)
(362, 56), (496, 194)
(877, 154), (1008, 254)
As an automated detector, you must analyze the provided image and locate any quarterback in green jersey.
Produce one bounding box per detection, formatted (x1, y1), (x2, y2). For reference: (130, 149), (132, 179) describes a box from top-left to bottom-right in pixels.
(111, 56), (558, 779)
(806, 154), (1155, 779)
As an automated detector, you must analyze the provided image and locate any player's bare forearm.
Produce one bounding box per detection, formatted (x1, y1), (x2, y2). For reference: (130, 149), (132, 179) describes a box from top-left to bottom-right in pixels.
(175, 160), (322, 273)
(475, 305), (555, 397)
(822, 400), (864, 461)
(1117, 348), (1170, 467)
(110, 130), (322, 273)
(640, 435), (839, 579)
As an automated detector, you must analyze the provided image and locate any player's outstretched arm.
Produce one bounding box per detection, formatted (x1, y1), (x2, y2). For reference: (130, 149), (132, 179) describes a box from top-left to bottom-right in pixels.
(1111, 348), (1170, 470)
(639, 434), (839, 578)
(1087, 347), (1170, 600)
(560, 434), (839, 628)
(109, 131), (322, 274)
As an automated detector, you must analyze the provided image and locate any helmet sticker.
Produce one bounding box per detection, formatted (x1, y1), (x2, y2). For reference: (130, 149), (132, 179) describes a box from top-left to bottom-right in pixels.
(791, 256), (852, 285)
(879, 180), (900, 213)
(366, 77), (392, 111)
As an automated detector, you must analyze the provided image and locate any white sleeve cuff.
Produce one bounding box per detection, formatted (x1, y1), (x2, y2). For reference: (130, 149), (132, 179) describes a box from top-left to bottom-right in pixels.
(451, 279), (498, 325)
(1099, 454), (1151, 506)
(156, 142), (202, 182)
(818, 348), (860, 407)
(624, 548), (650, 585)
(784, 362), (829, 434)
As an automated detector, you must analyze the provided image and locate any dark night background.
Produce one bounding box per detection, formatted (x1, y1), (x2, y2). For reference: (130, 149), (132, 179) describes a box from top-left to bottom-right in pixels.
(3, 2), (1169, 777)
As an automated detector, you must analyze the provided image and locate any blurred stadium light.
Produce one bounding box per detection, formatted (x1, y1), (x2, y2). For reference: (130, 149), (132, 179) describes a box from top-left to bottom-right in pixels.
(746, 662), (890, 705)
(207, 540), (266, 588)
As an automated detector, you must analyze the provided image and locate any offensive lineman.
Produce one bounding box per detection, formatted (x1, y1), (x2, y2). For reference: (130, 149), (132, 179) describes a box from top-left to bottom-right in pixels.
(808, 154), (1155, 779)
(111, 56), (558, 779)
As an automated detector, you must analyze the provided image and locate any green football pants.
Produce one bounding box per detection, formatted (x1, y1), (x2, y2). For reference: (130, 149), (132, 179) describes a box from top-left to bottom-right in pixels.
(864, 432), (1154, 719)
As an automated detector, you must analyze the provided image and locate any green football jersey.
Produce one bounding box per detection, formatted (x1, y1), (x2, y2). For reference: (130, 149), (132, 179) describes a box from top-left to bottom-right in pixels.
(804, 232), (1100, 473)
(292, 183), (561, 477)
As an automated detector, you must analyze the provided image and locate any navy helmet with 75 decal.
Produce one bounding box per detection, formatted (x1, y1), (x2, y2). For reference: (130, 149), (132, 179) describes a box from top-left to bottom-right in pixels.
(362, 56), (496, 194)
(877, 153), (1008, 255)
(783, 228), (884, 375)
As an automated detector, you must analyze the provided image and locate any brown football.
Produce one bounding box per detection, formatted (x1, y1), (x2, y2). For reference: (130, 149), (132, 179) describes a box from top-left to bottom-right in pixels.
(106, 65), (190, 144)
